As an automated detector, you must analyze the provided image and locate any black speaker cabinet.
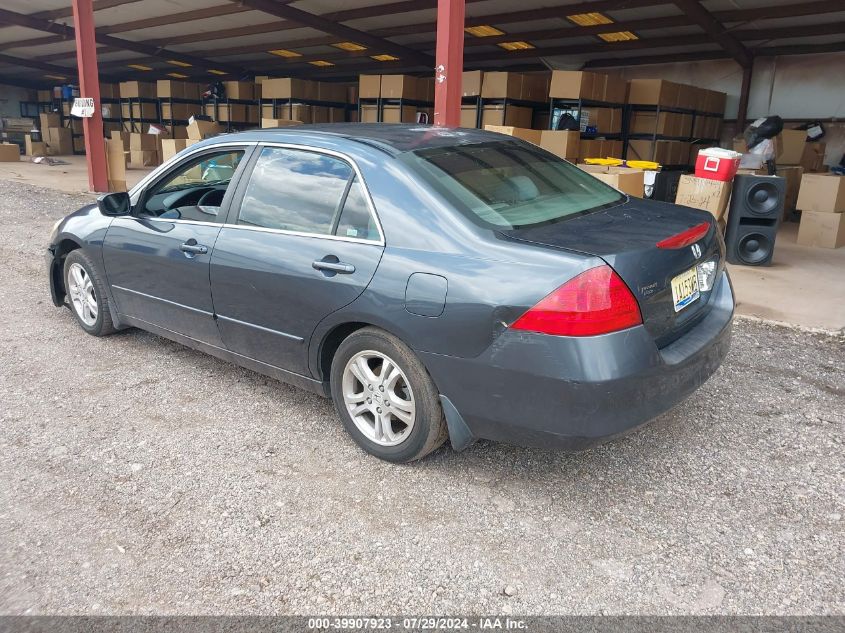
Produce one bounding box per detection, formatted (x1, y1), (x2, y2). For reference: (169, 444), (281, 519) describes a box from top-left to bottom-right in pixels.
(725, 174), (785, 266)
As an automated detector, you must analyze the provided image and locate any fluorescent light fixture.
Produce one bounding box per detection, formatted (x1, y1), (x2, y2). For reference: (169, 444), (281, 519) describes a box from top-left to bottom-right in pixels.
(598, 31), (639, 41)
(167, 60), (192, 67)
(309, 60), (335, 67)
(167, 72), (189, 79)
(332, 42), (367, 51)
(465, 25), (505, 37)
(44, 74), (66, 81)
(208, 69), (227, 75)
(268, 48), (302, 58)
(127, 64), (152, 71)
(567, 12), (614, 26)
(497, 41), (535, 51)
(371, 54), (399, 62)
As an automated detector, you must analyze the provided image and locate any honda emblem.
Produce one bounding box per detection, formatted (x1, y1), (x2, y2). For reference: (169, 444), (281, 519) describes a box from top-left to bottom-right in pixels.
(691, 243), (702, 258)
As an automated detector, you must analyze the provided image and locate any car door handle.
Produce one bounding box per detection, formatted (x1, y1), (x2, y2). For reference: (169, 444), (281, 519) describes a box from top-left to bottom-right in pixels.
(180, 242), (208, 255)
(312, 260), (355, 274)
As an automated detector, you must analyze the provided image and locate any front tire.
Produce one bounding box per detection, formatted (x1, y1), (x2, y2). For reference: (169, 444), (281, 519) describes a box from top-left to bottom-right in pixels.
(330, 327), (448, 463)
(63, 250), (117, 337)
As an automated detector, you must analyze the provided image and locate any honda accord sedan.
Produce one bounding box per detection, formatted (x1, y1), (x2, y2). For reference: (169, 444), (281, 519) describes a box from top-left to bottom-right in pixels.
(47, 124), (733, 462)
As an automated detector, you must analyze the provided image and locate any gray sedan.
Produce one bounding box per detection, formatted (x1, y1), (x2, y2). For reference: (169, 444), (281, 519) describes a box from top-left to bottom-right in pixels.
(47, 124), (733, 462)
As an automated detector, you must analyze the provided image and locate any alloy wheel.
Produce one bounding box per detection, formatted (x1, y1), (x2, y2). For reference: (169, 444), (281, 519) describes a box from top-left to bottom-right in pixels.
(341, 350), (416, 447)
(67, 262), (98, 327)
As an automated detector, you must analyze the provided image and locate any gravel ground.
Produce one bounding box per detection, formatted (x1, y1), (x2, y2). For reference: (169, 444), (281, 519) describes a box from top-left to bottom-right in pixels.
(0, 181), (843, 616)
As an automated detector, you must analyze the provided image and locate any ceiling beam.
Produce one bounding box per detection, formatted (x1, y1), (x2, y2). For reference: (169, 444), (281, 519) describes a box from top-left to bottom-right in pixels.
(229, 0), (434, 68)
(0, 6), (247, 77)
(671, 0), (752, 66)
(16, 0), (143, 23)
(100, 4), (250, 35)
(711, 0), (836, 24)
(0, 51), (80, 76)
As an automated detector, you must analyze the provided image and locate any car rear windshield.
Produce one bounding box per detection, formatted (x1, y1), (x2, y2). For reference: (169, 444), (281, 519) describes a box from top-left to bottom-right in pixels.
(399, 140), (625, 229)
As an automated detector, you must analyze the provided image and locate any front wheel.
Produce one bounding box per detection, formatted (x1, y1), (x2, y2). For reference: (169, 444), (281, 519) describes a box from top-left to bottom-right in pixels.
(330, 327), (448, 462)
(63, 250), (117, 337)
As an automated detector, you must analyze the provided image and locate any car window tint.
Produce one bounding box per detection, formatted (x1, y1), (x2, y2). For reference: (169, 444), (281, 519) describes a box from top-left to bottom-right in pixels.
(400, 141), (624, 229)
(238, 147), (353, 234)
(141, 150), (244, 223)
(334, 176), (377, 241)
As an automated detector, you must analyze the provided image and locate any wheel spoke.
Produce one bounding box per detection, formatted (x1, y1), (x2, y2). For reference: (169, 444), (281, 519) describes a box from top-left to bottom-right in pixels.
(344, 389), (367, 405)
(379, 413), (396, 442)
(353, 356), (379, 385)
(86, 294), (98, 315)
(71, 265), (85, 288)
(383, 366), (402, 390)
(389, 405), (412, 424)
(350, 403), (369, 417)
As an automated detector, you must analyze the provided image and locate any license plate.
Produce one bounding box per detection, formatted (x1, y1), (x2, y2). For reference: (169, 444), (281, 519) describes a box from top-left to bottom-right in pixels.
(671, 266), (700, 312)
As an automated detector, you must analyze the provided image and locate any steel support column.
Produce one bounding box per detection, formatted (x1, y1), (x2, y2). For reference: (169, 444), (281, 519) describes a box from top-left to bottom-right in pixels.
(71, 0), (108, 192)
(433, 0), (464, 127)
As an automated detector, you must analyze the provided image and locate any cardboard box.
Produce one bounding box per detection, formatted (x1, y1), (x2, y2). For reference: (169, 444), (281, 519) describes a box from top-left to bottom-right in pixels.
(796, 174), (845, 213)
(317, 82), (346, 104)
(223, 81), (254, 100)
(602, 73), (626, 104)
(460, 105), (479, 128)
(45, 127), (72, 155)
(627, 79), (678, 107)
(328, 107), (346, 123)
(578, 139), (603, 162)
(539, 130), (579, 160)
(462, 71), (483, 97)
(129, 150), (159, 168)
(674, 174), (733, 220)
(775, 129), (806, 165)
(630, 111), (674, 135)
(578, 165), (644, 197)
(157, 80), (185, 99)
(111, 130), (130, 151)
(39, 112), (61, 129)
(481, 72), (523, 100)
(590, 73), (607, 102)
(119, 81), (156, 99)
(549, 71), (594, 100)
(261, 118), (303, 128)
(0, 143), (20, 161)
(521, 72), (550, 102)
(703, 90), (727, 115)
(37, 90), (51, 102)
(800, 141), (826, 173)
(160, 138), (195, 163)
(380, 75), (419, 100)
(130, 102), (158, 120)
(360, 104), (379, 123)
(261, 78), (312, 100)
(99, 83), (119, 99)
(481, 104), (532, 128)
(382, 105), (417, 123)
(128, 133), (157, 151)
(186, 119), (223, 140)
(206, 103), (247, 122)
(359, 75), (381, 99)
(161, 102), (202, 121)
(483, 125), (541, 145)
(418, 76), (435, 103)
(105, 138), (127, 192)
(24, 135), (46, 156)
(797, 210), (845, 248)
(676, 84), (698, 110)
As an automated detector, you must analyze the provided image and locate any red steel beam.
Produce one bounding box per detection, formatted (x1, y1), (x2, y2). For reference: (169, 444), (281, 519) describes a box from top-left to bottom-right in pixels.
(71, 0), (108, 192)
(434, 0), (464, 127)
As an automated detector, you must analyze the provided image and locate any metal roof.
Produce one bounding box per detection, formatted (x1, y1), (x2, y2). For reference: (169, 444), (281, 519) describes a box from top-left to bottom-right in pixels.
(0, 0), (841, 86)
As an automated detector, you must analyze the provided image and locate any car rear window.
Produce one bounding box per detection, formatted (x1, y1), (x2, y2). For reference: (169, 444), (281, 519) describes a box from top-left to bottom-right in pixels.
(399, 140), (625, 229)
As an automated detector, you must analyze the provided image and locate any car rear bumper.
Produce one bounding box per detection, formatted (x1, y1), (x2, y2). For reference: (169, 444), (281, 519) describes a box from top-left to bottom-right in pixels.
(420, 271), (734, 450)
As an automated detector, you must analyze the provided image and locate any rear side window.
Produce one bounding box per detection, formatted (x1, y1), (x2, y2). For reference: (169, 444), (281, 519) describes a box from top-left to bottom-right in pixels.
(400, 140), (625, 229)
(237, 147), (352, 235)
(333, 177), (378, 241)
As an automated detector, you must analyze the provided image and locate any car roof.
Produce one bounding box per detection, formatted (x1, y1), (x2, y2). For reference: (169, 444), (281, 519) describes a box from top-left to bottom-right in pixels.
(216, 123), (508, 156)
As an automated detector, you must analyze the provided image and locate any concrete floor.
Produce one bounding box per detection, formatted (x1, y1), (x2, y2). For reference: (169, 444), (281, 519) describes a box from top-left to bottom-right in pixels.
(2, 154), (843, 332)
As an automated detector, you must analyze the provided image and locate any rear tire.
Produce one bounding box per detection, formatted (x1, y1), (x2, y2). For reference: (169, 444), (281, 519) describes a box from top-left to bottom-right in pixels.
(330, 327), (448, 463)
(63, 250), (117, 337)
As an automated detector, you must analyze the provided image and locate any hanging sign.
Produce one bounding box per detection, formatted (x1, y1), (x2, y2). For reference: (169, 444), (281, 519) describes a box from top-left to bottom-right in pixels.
(71, 97), (95, 118)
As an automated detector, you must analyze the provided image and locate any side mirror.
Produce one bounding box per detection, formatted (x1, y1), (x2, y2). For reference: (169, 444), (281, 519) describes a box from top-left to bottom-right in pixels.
(97, 191), (131, 216)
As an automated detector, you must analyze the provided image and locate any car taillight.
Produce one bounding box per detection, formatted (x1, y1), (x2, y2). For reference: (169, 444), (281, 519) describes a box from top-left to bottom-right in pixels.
(510, 265), (642, 337)
(656, 222), (710, 249)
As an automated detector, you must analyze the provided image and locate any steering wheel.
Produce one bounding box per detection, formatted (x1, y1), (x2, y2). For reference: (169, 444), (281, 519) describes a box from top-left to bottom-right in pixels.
(197, 188), (224, 208)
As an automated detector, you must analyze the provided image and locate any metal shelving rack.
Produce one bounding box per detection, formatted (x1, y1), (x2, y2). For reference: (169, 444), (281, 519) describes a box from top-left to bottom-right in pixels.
(119, 97), (161, 134)
(156, 96), (203, 134)
(622, 103), (723, 168)
(357, 97), (432, 123)
(548, 97), (625, 140)
(260, 97), (348, 125)
(465, 96), (547, 129)
(203, 96), (260, 132)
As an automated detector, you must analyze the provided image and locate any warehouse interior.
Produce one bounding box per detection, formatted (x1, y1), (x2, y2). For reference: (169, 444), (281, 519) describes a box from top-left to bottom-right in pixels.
(0, 0), (843, 330)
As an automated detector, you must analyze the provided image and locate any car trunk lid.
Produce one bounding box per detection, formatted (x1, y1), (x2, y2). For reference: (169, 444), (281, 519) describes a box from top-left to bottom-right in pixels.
(500, 198), (723, 346)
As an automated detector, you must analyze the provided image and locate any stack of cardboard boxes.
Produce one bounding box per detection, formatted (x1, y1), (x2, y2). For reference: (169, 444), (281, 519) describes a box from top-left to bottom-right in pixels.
(796, 174), (845, 249)
(261, 78), (349, 123)
(38, 112), (73, 156)
(358, 74), (434, 123)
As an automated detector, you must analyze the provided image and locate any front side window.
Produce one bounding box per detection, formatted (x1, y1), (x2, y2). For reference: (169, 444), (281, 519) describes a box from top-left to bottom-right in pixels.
(140, 150), (244, 223)
(399, 141), (624, 229)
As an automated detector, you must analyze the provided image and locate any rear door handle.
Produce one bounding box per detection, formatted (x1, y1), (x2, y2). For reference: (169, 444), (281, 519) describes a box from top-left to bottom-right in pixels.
(312, 260), (355, 274)
(180, 242), (208, 255)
